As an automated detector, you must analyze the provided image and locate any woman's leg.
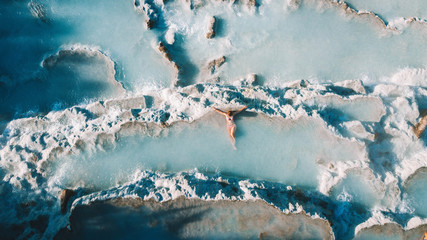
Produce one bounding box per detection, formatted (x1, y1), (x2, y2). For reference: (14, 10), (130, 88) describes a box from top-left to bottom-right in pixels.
(228, 125), (236, 149)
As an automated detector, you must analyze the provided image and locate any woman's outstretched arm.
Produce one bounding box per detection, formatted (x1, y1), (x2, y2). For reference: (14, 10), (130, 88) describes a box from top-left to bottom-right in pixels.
(212, 107), (227, 116)
(233, 106), (247, 115)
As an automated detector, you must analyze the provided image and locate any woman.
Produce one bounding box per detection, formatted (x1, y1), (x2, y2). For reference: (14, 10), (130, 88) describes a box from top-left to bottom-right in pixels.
(212, 106), (248, 149)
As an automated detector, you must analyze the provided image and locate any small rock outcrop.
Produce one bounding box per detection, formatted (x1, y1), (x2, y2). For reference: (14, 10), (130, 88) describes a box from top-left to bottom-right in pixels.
(158, 42), (180, 72)
(157, 42), (173, 63)
(247, 0), (257, 8)
(333, 79), (366, 94)
(134, 0), (159, 30)
(413, 110), (427, 138)
(28, 1), (48, 23)
(158, 42), (173, 62)
(235, 73), (259, 87)
(59, 189), (75, 214)
(207, 56), (226, 74)
(244, 73), (258, 86)
(206, 16), (217, 39)
(157, 42), (181, 85)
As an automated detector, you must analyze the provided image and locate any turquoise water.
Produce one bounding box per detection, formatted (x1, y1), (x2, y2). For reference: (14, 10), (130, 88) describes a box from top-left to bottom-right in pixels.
(405, 169), (427, 217)
(330, 172), (382, 209)
(2, 0), (427, 117)
(49, 115), (365, 191)
(45, 0), (174, 88)
(163, 0), (427, 83)
(0, 0), (173, 117)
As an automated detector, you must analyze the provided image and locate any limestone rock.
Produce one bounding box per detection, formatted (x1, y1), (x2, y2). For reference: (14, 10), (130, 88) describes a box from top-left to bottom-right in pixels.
(157, 42), (180, 83)
(105, 96), (146, 110)
(413, 110), (427, 138)
(59, 189), (75, 214)
(207, 56), (226, 74)
(334, 79), (366, 94)
(206, 16), (217, 39)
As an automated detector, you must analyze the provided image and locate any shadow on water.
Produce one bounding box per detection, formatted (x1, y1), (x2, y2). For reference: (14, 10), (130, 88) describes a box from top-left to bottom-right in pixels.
(253, 74), (267, 86)
(234, 111), (258, 139)
(53, 180), (372, 240)
(213, 16), (226, 38)
(318, 108), (350, 125)
(0, 1), (93, 121)
(133, 0), (200, 87)
(286, 190), (371, 240)
(237, 111), (258, 119)
(144, 95), (155, 108)
(0, 50), (122, 120)
(327, 85), (360, 96)
(167, 33), (200, 86)
(0, 1), (74, 78)
(54, 201), (208, 240)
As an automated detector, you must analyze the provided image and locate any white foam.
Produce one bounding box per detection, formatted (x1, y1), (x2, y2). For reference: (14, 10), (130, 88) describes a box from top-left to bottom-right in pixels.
(406, 216), (427, 230)
(0, 79), (423, 196)
(388, 68), (427, 87)
(354, 210), (395, 235)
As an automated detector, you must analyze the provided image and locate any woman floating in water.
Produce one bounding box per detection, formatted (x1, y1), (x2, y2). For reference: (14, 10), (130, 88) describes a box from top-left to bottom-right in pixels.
(212, 106), (248, 149)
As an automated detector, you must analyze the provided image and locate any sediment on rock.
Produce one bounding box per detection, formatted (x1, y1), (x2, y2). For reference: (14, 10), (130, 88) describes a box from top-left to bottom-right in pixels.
(324, 0), (388, 30)
(299, 0), (401, 32)
(235, 73), (260, 87)
(134, 0), (159, 29)
(207, 56), (226, 75)
(413, 110), (427, 138)
(28, 1), (48, 23)
(237, 0), (258, 8)
(157, 42), (181, 85)
(157, 42), (173, 63)
(206, 16), (217, 39)
(59, 189), (75, 214)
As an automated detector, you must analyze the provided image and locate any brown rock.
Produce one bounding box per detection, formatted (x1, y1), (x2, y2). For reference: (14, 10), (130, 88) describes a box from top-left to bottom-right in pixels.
(206, 16), (217, 39)
(243, 73), (258, 86)
(207, 56), (226, 74)
(247, 0), (256, 7)
(29, 153), (39, 163)
(413, 110), (427, 138)
(146, 19), (155, 29)
(59, 189), (75, 214)
(157, 42), (180, 76)
(158, 42), (173, 62)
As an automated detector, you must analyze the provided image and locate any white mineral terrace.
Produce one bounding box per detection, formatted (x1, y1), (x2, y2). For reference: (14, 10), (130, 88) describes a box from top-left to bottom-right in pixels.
(0, 0), (426, 239)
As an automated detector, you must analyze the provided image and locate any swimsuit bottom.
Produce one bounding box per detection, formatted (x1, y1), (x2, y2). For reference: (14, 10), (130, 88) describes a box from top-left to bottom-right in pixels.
(227, 123), (236, 130)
